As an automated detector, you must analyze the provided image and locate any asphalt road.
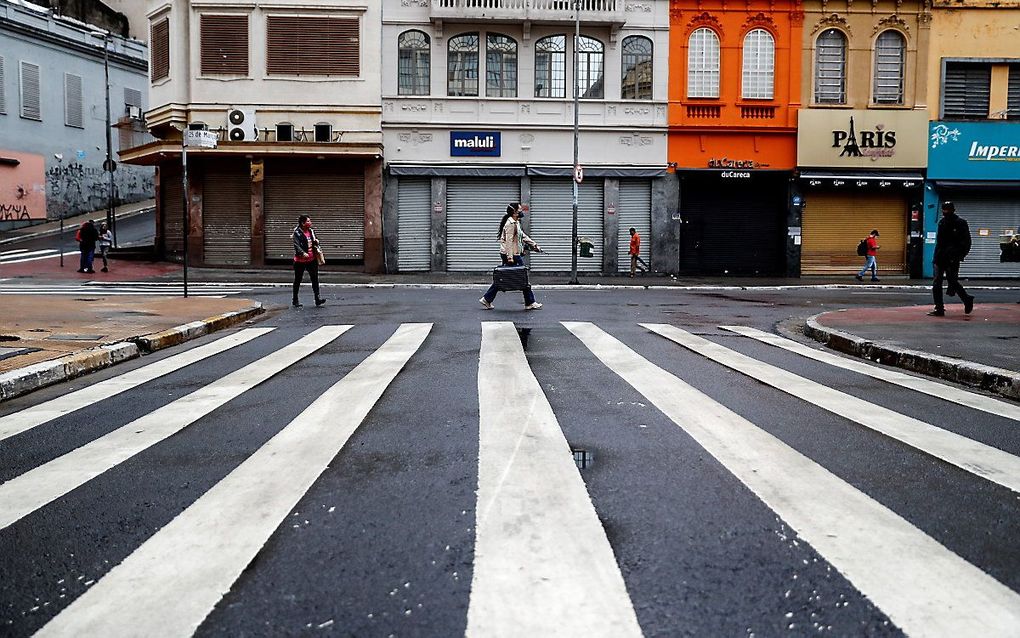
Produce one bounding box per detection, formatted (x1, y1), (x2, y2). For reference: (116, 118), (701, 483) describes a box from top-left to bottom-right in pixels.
(2, 286), (1020, 636)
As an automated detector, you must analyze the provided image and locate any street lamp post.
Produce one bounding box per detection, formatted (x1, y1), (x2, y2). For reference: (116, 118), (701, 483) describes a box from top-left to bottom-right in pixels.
(570, 0), (581, 285)
(92, 31), (117, 247)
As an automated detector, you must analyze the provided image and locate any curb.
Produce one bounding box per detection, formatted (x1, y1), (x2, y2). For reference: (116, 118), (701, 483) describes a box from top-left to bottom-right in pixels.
(803, 312), (1020, 402)
(0, 302), (264, 402)
(0, 206), (154, 247)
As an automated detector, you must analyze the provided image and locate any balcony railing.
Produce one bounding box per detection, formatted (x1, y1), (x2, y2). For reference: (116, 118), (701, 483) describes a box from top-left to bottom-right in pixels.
(431, 0), (625, 25)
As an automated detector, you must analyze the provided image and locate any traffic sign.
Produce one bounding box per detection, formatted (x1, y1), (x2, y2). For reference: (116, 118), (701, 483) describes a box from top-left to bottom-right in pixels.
(573, 164), (584, 183)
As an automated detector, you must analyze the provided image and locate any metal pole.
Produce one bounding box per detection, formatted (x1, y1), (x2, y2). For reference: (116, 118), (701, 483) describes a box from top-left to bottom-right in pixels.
(570, 0), (580, 285)
(182, 137), (189, 299)
(59, 210), (64, 267)
(102, 35), (116, 247)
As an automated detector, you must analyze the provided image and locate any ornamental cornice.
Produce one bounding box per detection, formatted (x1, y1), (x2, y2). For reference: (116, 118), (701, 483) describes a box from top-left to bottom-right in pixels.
(742, 12), (778, 34)
(874, 14), (909, 36)
(687, 11), (723, 35)
(812, 13), (851, 36)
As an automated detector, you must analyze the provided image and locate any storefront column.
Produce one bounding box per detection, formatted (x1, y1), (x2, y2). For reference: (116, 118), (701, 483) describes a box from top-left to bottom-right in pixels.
(188, 166), (204, 266)
(787, 181), (803, 277)
(603, 178), (620, 273)
(382, 172), (399, 274)
(250, 160), (265, 267)
(430, 177), (447, 272)
(364, 160), (384, 273)
(651, 173), (679, 275)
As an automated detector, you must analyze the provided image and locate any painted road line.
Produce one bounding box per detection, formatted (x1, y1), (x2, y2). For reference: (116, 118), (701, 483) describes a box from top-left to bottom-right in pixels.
(36, 323), (431, 638)
(0, 328), (272, 442)
(565, 321), (1020, 636)
(468, 322), (641, 638)
(644, 324), (1020, 494)
(0, 326), (349, 531)
(0, 253), (64, 265)
(0, 249), (30, 256)
(0, 248), (57, 260)
(721, 326), (1020, 422)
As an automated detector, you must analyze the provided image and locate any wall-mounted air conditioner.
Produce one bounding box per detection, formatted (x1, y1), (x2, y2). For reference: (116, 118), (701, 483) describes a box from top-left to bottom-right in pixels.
(227, 108), (256, 141)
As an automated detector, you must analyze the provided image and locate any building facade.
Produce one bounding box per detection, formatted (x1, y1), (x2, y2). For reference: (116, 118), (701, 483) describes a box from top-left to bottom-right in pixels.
(125, 0), (383, 270)
(0, 0), (152, 228)
(382, 0), (674, 275)
(923, 0), (1020, 278)
(794, 0), (931, 278)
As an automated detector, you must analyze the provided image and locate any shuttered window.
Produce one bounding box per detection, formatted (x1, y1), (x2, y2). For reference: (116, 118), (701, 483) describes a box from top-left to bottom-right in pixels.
(814, 29), (846, 104)
(151, 18), (170, 81)
(873, 31), (905, 105)
(267, 16), (360, 76)
(688, 28), (720, 99)
(0, 56), (6, 115)
(1008, 64), (1020, 120)
(201, 14), (249, 75)
(64, 73), (83, 128)
(742, 28), (775, 100)
(942, 62), (990, 118)
(20, 61), (40, 121)
(124, 87), (141, 113)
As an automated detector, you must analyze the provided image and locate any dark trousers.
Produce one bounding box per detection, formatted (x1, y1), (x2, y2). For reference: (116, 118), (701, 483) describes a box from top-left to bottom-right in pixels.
(933, 260), (970, 311)
(79, 247), (95, 271)
(483, 254), (536, 305)
(293, 261), (320, 303)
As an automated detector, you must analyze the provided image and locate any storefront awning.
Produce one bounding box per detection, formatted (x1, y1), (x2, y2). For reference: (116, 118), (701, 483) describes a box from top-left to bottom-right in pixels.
(798, 170), (924, 181)
(120, 140), (384, 166)
(934, 180), (1020, 190)
(527, 166), (667, 178)
(387, 165), (667, 178)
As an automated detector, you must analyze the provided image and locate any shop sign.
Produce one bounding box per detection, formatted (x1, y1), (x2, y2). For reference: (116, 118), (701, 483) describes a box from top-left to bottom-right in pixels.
(720, 171), (752, 179)
(928, 121), (1020, 180)
(798, 110), (928, 169)
(708, 158), (769, 169)
(450, 131), (501, 157)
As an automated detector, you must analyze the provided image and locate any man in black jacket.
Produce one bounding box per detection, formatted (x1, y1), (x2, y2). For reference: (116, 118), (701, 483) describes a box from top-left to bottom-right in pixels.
(929, 201), (975, 316)
(77, 219), (100, 273)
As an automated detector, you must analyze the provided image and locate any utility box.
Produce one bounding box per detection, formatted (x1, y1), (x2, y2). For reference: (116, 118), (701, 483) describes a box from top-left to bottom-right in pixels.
(579, 237), (594, 258)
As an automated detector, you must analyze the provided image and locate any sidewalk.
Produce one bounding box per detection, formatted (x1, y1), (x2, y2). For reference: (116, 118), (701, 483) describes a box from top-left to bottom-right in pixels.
(0, 199), (154, 246)
(0, 295), (263, 401)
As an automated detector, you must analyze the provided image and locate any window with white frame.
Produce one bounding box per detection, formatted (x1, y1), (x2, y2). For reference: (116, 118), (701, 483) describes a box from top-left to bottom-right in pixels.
(486, 34), (517, 98)
(448, 33), (479, 97)
(621, 36), (653, 100)
(688, 28), (720, 98)
(535, 35), (565, 98)
(873, 30), (905, 105)
(576, 35), (604, 99)
(742, 29), (775, 99)
(398, 30), (430, 96)
(814, 29), (847, 104)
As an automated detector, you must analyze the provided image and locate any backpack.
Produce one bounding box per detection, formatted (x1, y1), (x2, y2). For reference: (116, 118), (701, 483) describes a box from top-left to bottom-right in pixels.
(856, 238), (869, 256)
(75, 224), (84, 242)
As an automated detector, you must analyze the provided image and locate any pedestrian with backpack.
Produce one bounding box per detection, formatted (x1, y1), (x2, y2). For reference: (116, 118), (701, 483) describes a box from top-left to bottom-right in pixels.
(854, 229), (880, 282)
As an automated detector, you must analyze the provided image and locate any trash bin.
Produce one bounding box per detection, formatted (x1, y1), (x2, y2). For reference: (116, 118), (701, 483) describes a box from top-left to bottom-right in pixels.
(579, 237), (594, 258)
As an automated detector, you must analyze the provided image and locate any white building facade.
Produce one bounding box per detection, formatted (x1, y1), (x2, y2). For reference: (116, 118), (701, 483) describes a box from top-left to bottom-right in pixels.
(381, 0), (676, 274)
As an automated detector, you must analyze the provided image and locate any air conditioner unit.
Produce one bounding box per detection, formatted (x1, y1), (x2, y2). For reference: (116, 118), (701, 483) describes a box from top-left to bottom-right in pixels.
(127, 105), (143, 120)
(226, 108), (256, 141)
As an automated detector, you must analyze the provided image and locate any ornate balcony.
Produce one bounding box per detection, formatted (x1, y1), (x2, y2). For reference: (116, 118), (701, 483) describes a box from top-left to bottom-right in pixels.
(430, 0), (626, 33)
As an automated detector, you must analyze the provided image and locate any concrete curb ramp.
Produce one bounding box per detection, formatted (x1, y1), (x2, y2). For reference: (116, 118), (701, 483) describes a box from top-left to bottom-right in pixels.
(803, 313), (1020, 402)
(0, 303), (264, 402)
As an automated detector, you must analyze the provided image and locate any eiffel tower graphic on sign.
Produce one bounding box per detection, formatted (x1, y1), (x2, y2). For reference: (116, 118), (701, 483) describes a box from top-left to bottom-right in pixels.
(840, 116), (863, 157)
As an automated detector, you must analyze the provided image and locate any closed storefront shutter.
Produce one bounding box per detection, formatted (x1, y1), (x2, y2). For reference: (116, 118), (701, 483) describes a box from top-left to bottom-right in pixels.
(447, 178), (520, 271)
(801, 192), (906, 275)
(161, 165), (183, 259)
(529, 178), (604, 273)
(202, 161), (251, 266)
(680, 173), (786, 275)
(954, 194), (1020, 278)
(264, 161), (365, 261)
(398, 177), (432, 272)
(617, 180), (651, 273)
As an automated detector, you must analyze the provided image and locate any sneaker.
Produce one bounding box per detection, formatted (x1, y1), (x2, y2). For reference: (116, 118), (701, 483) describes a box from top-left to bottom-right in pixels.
(871, 277), (880, 282)
(315, 298), (327, 307)
(964, 295), (974, 314)
(854, 274), (863, 281)
(292, 301), (302, 308)
(479, 297), (493, 310)
(101, 267), (108, 273)
(927, 309), (945, 317)
(525, 302), (543, 310)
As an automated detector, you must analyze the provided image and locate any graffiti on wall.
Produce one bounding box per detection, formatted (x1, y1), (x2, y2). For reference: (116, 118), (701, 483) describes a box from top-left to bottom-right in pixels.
(44, 155), (154, 219)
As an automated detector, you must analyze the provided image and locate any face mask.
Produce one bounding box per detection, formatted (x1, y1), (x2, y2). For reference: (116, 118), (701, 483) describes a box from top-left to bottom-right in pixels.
(302, 221), (312, 229)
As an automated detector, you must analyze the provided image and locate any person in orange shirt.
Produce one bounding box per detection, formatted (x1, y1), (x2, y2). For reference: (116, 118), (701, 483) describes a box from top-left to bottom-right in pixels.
(628, 227), (649, 277)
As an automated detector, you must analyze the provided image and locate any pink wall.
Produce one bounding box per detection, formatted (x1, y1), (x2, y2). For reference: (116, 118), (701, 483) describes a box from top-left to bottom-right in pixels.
(0, 150), (47, 221)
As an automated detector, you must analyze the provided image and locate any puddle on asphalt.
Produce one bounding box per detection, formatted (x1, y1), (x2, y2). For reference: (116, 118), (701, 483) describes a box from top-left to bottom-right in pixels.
(46, 334), (105, 341)
(572, 448), (594, 470)
(516, 327), (532, 350)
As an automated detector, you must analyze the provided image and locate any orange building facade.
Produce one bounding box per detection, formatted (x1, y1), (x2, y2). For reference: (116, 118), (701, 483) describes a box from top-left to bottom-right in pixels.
(668, 0), (803, 275)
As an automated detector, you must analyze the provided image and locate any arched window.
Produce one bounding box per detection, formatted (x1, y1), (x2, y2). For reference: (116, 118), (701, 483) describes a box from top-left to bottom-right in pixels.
(742, 29), (775, 99)
(448, 33), (479, 97)
(621, 36), (653, 100)
(486, 34), (518, 97)
(398, 30), (430, 96)
(535, 35), (566, 98)
(873, 30), (905, 104)
(814, 29), (847, 104)
(688, 28), (720, 98)
(576, 35), (605, 99)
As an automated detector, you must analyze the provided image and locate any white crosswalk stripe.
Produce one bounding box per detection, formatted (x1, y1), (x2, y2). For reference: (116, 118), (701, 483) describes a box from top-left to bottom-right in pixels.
(566, 320), (1020, 636)
(0, 249), (60, 264)
(644, 323), (1020, 494)
(35, 323), (431, 638)
(469, 322), (641, 637)
(0, 325), (349, 531)
(720, 325), (1020, 422)
(0, 248), (30, 256)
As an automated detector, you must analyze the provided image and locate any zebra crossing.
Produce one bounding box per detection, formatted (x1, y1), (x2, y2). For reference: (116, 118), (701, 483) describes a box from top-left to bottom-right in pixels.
(0, 248), (62, 265)
(0, 281), (255, 297)
(2, 320), (1019, 635)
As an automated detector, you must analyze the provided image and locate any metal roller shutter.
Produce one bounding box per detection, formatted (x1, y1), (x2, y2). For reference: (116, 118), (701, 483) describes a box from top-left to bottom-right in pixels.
(264, 161), (365, 261)
(447, 178), (520, 271)
(801, 192), (906, 275)
(954, 194), (1020, 278)
(202, 162), (251, 266)
(617, 180), (651, 273)
(161, 165), (183, 259)
(398, 178), (432, 272)
(530, 178), (604, 273)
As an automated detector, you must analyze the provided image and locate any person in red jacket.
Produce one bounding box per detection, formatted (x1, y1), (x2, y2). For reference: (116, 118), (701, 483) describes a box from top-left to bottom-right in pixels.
(855, 229), (880, 282)
(628, 227), (649, 277)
